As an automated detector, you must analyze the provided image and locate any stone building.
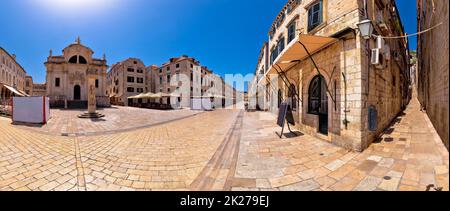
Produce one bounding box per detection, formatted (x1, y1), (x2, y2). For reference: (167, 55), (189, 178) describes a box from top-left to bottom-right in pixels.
(24, 75), (33, 96)
(250, 0), (410, 151)
(32, 83), (47, 97)
(105, 55), (234, 108)
(417, 0), (449, 149)
(223, 79), (238, 108)
(0, 46), (28, 99)
(45, 38), (109, 108)
(107, 58), (148, 106)
(155, 55), (224, 107)
(409, 51), (418, 90)
(250, 42), (270, 111)
(146, 65), (159, 94)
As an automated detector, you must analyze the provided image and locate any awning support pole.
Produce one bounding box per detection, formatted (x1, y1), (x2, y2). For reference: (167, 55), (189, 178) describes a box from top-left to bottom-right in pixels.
(297, 40), (337, 104)
(274, 64), (302, 103)
(265, 76), (284, 102)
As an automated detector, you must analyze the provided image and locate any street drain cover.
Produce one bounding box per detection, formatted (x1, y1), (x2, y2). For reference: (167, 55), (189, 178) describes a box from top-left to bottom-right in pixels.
(383, 176), (392, 181)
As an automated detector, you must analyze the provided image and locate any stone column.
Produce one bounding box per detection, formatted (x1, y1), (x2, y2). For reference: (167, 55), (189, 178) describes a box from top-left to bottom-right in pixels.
(87, 73), (97, 114)
(79, 68), (104, 118)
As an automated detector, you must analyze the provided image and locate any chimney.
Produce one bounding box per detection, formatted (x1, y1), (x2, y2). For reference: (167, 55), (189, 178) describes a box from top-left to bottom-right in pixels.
(12, 54), (16, 60)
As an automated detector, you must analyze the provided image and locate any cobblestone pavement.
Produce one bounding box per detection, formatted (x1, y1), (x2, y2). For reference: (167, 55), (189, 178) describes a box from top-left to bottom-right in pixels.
(235, 98), (449, 191)
(0, 99), (448, 191)
(11, 107), (201, 136)
(0, 119), (79, 191)
(0, 109), (240, 191)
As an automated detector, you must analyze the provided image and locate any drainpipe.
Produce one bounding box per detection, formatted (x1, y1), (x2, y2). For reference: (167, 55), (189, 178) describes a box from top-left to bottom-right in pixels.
(363, 0), (368, 19)
(342, 39), (349, 130)
(363, 0), (371, 102)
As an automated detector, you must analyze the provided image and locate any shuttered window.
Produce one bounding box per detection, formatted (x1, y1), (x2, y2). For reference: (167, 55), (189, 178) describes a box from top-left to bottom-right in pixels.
(308, 0), (323, 32)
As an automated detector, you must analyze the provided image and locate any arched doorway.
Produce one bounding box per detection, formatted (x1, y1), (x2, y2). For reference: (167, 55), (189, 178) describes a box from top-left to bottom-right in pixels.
(308, 75), (328, 135)
(74, 85), (81, 100)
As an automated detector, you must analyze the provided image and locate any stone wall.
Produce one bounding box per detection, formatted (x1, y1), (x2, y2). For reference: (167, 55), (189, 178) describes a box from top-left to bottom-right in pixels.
(96, 96), (111, 108)
(417, 0), (449, 150)
(266, 0), (366, 150)
(259, 0), (410, 151)
(360, 37), (408, 150)
(283, 34), (364, 150)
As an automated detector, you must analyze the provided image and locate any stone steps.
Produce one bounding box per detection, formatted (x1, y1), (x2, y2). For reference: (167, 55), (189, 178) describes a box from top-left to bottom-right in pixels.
(67, 101), (88, 109)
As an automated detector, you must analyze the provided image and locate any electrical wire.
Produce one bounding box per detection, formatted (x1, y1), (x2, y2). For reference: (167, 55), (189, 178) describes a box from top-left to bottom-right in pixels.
(379, 22), (443, 39)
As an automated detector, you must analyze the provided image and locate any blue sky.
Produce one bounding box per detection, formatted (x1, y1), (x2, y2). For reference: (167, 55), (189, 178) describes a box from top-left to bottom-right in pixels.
(0, 0), (417, 84)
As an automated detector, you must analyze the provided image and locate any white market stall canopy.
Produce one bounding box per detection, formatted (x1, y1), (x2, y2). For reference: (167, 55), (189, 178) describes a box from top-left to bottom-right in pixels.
(128, 92), (180, 99)
(127, 93), (147, 99)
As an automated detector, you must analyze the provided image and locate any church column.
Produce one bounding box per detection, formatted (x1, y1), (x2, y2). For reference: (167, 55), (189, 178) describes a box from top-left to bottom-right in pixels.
(46, 65), (52, 97)
(98, 69), (102, 96)
(63, 64), (67, 100)
(102, 69), (106, 96)
(63, 64), (68, 108)
(87, 69), (97, 114)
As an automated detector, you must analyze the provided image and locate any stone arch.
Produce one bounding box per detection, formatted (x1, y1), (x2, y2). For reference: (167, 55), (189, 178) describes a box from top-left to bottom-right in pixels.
(307, 74), (329, 135)
(74, 85), (81, 100)
(79, 56), (87, 64)
(69, 56), (78, 64)
(288, 84), (298, 111)
(308, 75), (327, 114)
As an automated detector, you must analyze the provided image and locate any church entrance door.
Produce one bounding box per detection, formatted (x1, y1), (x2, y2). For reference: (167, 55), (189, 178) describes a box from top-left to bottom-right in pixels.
(74, 85), (81, 100)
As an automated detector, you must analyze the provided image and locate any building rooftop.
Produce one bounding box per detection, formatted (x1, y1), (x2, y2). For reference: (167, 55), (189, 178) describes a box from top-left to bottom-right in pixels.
(0, 46), (27, 74)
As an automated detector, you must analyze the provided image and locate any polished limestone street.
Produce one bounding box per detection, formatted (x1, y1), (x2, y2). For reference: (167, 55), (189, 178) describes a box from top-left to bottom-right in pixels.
(0, 100), (448, 191)
(11, 107), (202, 137)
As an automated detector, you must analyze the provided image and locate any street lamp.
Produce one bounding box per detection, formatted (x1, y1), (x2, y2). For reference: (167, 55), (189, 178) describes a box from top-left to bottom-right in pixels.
(357, 19), (374, 40)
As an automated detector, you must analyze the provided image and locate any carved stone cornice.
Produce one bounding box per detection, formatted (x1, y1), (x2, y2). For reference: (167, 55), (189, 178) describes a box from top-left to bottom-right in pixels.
(87, 68), (99, 76)
(68, 72), (85, 85)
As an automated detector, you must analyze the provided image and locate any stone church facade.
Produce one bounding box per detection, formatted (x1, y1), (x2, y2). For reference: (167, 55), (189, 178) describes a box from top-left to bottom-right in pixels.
(45, 38), (109, 108)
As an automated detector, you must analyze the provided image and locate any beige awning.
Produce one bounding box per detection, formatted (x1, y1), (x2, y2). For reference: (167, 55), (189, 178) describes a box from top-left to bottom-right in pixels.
(128, 93), (146, 99)
(192, 94), (226, 99)
(212, 95), (226, 99)
(150, 92), (173, 98)
(259, 34), (338, 85)
(2, 84), (25, 97)
(141, 92), (155, 98)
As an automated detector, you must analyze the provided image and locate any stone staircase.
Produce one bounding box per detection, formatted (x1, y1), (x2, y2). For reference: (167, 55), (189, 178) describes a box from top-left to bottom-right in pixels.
(67, 101), (88, 109)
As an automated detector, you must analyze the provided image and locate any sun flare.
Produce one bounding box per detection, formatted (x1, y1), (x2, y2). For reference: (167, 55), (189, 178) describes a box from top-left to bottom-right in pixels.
(35, 0), (118, 14)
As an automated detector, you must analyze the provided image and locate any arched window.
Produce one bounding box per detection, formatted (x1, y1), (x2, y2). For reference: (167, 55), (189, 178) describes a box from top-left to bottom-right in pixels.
(69, 56), (78, 64)
(308, 75), (327, 114)
(288, 84), (297, 111)
(79, 56), (87, 64)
